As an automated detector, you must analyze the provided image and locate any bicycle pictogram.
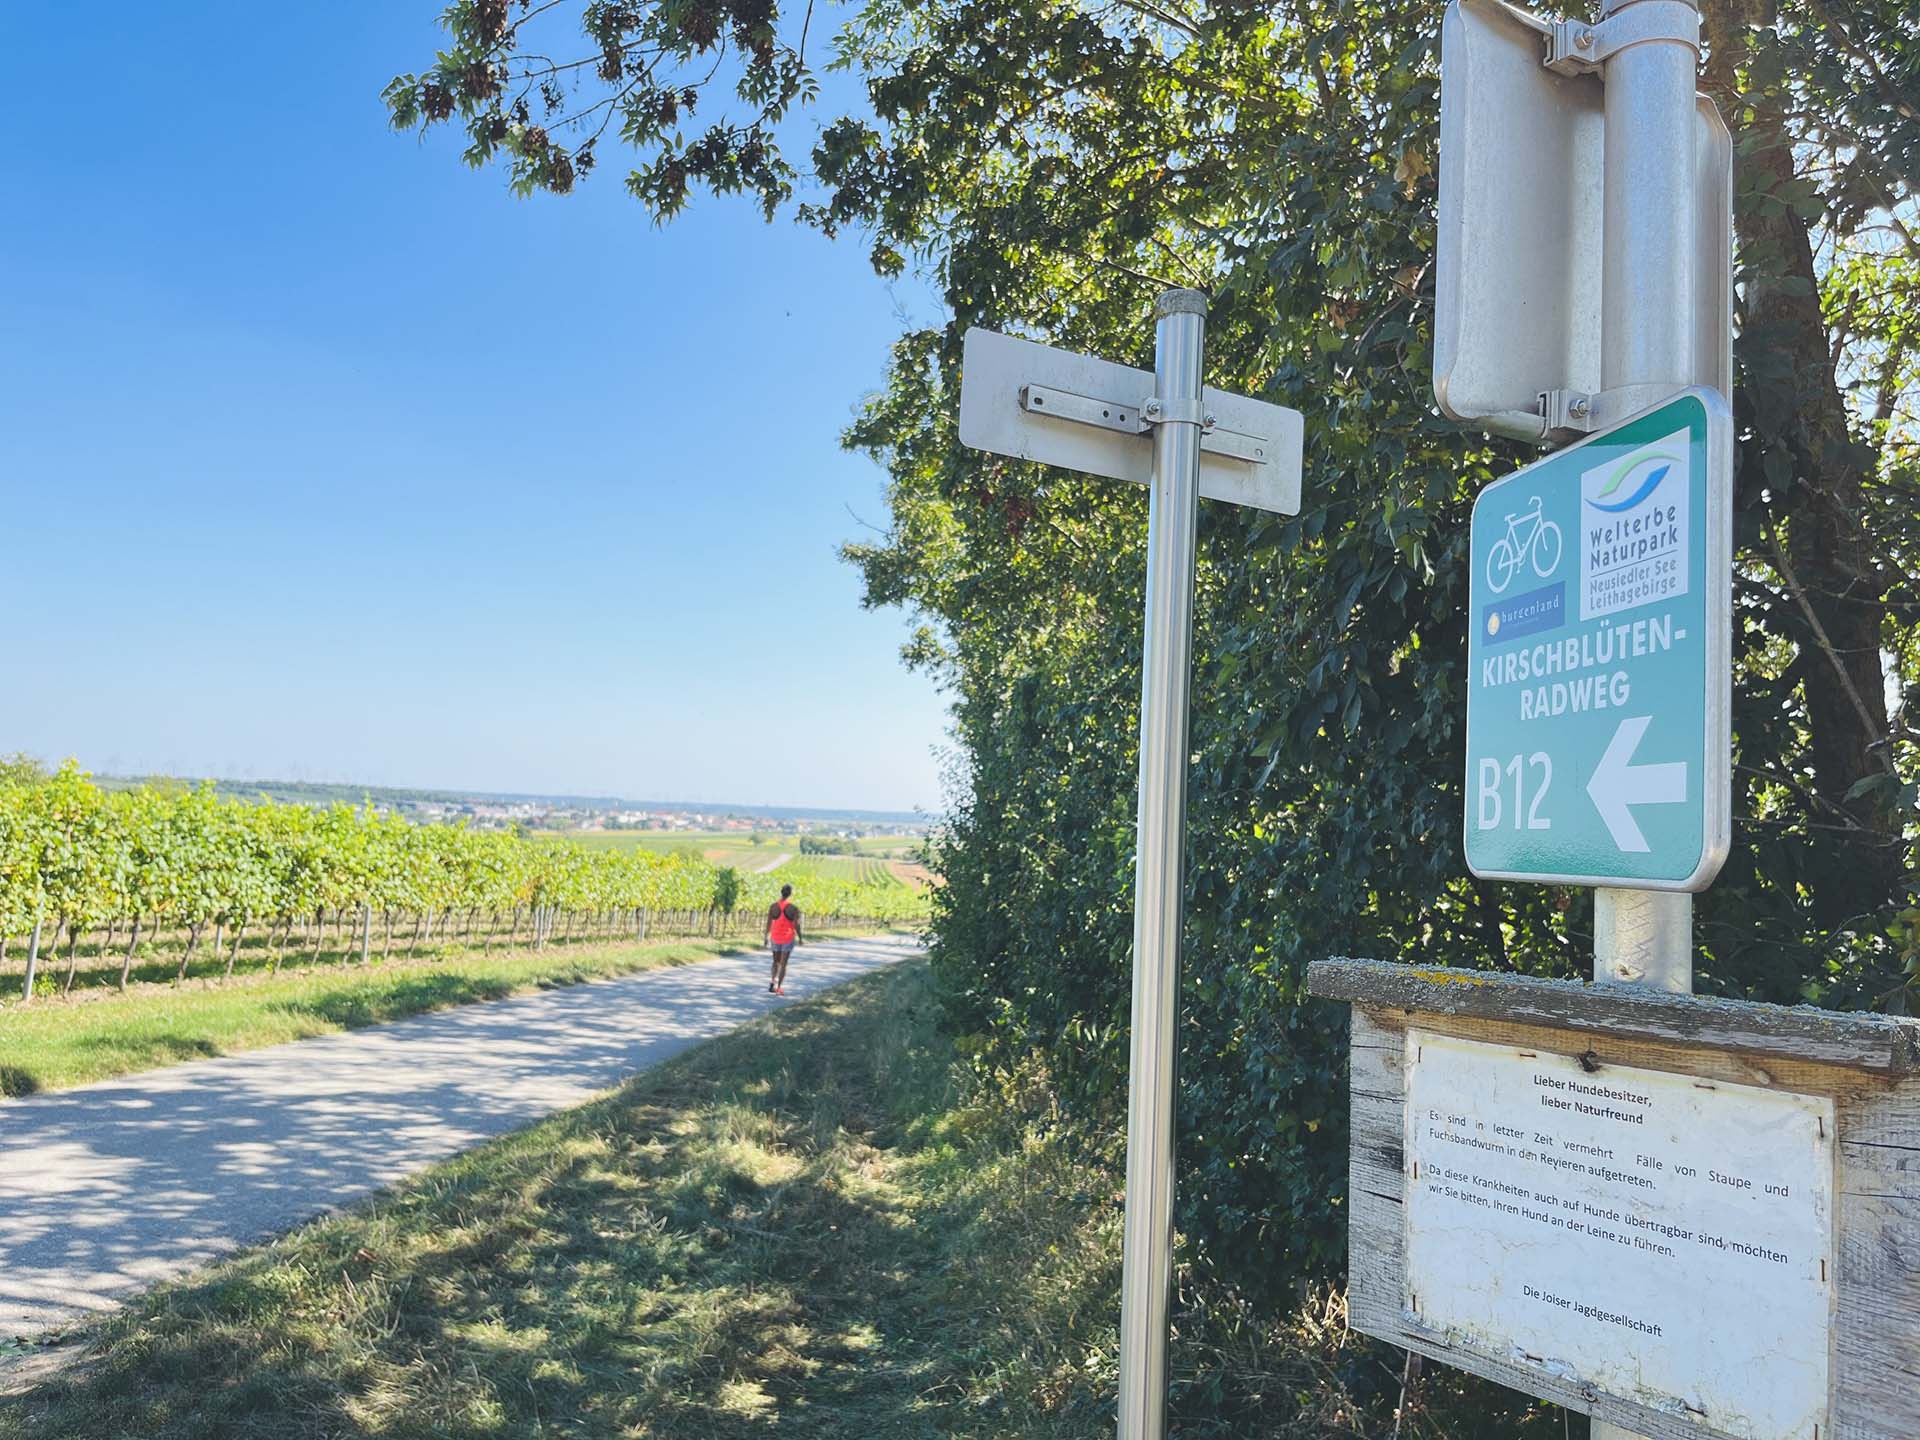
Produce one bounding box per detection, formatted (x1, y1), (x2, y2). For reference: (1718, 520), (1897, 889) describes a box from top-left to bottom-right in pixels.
(1485, 494), (1563, 594)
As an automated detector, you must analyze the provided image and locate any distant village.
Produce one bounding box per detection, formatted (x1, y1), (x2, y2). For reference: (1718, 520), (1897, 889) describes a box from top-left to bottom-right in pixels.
(96, 773), (926, 841)
(415, 797), (924, 840)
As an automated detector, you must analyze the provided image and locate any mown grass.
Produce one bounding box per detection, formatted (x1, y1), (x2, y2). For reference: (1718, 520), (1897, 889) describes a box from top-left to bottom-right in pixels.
(0, 960), (1561, 1438)
(0, 930), (889, 1096)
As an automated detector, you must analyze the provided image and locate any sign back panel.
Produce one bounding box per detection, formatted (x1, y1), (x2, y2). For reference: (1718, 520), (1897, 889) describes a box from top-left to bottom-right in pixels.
(1464, 389), (1731, 889)
(1433, 0), (1732, 440)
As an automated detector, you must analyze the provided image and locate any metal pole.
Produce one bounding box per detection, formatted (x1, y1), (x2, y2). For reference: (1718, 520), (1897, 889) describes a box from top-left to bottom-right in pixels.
(1116, 287), (1207, 1440)
(1592, 3), (1699, 1436)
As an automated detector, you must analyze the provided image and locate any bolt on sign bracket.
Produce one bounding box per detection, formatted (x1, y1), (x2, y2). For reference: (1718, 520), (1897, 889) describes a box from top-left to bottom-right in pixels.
(1544, 0), (1700, 77)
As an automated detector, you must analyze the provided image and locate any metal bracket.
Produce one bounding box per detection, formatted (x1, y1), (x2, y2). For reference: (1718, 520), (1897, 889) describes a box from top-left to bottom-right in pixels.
(1537, 384), (1694, 440)
(1021, 381), (1149, 434)
(1544, 0), (1699, 76)
(1538, 387), (1599, 436)
(1020, 383), (1274, 465)
(1200, 426), (1274, 465)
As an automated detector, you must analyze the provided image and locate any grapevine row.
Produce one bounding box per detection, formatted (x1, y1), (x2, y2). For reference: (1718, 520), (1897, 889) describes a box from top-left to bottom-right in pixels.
(0, 763), (924, 1000)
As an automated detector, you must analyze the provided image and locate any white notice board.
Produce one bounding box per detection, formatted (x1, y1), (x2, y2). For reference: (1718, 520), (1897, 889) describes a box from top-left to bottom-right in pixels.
(1404, 1031), (1834, 1440)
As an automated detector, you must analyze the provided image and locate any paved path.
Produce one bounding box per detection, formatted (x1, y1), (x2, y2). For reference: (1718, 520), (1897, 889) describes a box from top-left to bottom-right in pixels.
(0, 933), (920, 1338)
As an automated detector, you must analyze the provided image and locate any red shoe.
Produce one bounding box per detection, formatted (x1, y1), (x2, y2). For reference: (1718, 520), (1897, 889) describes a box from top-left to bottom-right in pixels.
(775, 987), (786, 996)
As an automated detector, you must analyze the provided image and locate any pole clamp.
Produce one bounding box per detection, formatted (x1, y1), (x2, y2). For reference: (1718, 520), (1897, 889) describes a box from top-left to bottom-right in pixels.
(1543, 0), (1700, 76)
(1142, 397), (1208, 428)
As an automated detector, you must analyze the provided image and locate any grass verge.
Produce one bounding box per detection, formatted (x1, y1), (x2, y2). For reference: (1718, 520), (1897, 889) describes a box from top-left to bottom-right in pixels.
(0, 960), (1560, 1438)
(0, 930), (893, 1096)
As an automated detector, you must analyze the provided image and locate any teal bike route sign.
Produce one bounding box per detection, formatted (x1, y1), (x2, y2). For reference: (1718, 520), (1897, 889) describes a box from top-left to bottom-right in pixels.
(1464, 388), (1732, 890)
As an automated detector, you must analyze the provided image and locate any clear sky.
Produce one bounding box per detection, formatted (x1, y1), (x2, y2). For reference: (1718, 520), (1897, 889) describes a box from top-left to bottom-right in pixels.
(1, 4), (949, 815)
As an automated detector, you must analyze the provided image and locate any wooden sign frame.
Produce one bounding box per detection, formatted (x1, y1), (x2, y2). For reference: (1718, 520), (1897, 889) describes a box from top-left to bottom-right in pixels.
(1306, 958), (1920, 1440)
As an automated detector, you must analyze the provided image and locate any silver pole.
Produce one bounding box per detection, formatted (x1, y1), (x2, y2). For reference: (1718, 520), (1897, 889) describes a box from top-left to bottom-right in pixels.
(1592, 2), (1699, 1436)
(1116, 287), (1207, 1440)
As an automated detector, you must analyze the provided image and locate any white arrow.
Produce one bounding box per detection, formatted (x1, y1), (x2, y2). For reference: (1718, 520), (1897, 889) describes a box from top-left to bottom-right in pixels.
(1587, 715), (1688, 853)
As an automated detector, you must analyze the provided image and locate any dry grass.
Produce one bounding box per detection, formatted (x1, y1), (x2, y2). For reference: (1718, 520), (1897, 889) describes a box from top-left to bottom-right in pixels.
(0, 960), (1567, 1439)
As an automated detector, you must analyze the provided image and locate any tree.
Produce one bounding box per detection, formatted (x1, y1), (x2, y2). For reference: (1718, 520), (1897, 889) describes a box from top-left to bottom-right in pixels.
(387, 0), (1918, 1303)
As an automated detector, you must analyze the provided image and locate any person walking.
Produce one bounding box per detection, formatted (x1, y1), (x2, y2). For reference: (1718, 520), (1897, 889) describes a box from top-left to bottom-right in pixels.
(764, 883), (801, 995)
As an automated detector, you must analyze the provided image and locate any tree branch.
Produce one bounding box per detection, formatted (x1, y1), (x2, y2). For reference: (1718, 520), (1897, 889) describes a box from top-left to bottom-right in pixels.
(1766, 522), (1898, 776)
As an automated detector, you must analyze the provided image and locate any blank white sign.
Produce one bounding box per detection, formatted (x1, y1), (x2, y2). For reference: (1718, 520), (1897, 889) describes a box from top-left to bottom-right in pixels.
(957, 327), (1303, 516)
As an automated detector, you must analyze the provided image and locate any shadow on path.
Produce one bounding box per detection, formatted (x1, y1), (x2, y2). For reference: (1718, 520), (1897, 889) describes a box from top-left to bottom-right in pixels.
(0, 933), (922, 1337)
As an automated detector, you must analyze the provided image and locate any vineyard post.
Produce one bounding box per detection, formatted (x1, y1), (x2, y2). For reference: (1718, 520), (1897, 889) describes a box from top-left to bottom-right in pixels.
(360, 904), (372, 965)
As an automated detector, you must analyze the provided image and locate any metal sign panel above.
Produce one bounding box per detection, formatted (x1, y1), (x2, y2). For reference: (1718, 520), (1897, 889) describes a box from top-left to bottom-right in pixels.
(957, 327), (1304, 516)
(1432, 0), (1732, 441)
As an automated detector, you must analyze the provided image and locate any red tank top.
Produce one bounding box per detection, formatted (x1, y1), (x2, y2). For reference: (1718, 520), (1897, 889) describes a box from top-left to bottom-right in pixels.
(769, 900), (796, 944)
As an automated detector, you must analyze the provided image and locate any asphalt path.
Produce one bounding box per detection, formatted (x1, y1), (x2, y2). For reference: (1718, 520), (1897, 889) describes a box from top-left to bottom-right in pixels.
(0, 932), (921, 1338)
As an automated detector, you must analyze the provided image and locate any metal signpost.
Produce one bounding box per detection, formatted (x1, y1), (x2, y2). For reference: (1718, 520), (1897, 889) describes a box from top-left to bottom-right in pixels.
(958, 298), (1303, 1440)
(1351, 0), (1873, 1436)
(1433, 0), (1770, 1435)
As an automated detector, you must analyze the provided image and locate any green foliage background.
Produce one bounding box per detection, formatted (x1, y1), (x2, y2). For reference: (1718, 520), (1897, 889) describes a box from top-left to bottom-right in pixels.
(385, 0), (1919, 1314)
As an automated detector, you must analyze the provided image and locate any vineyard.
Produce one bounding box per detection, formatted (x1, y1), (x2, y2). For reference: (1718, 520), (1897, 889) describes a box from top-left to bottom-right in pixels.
(779, 855), (904, 886)
(0, 763), (925, 1002)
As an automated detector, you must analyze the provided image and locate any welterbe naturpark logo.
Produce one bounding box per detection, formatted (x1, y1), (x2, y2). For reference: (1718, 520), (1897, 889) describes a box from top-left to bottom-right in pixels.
(1579, 428), (1691, 622)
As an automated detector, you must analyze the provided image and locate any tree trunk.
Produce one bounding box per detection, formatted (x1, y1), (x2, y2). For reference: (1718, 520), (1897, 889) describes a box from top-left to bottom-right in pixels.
(384, 909), (395, 959)
(1700, 1), (1902, 926)
(312, 906), (326, 965)
(119, 914), (143, 991)
(177, 920), (203, 983)
(224, 922), (248, 980)
(60, 918), (81, 997)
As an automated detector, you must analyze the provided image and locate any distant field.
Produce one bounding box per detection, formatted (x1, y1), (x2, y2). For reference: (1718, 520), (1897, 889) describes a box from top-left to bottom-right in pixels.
(555, 830), (785, 862)
(555, 830), (925, 866)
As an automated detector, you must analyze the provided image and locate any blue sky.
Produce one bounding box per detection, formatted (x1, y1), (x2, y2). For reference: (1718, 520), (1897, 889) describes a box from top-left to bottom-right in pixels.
(1, 4), (949, 815)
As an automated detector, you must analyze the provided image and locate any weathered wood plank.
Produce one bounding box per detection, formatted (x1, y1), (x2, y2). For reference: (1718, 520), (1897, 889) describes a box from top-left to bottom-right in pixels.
(1309, 957), (1920, 1075)
(1832, 1078), (1920, 1440)
(1370, 1003), (1873, 1101)
(1384, 1317), (1755, 1440)
(1348, 1012), (1407, 1345)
